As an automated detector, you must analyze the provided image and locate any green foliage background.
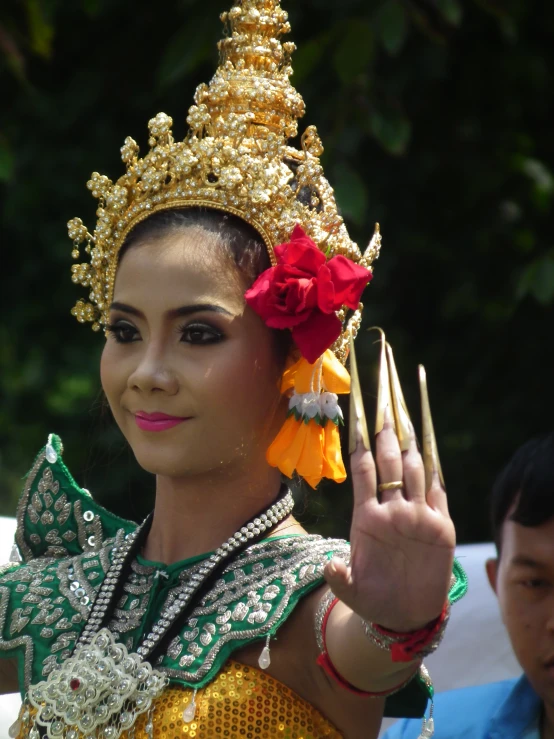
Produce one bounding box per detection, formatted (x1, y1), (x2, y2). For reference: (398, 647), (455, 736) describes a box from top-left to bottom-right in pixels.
(1, 0), (552, 542)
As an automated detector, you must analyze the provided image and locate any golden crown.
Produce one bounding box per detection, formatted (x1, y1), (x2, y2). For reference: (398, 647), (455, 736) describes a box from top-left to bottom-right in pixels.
(68, 0), (381, 362)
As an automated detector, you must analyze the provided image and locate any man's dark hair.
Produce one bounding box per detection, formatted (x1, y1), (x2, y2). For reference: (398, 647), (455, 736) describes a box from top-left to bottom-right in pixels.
(490, 432), (554, 553)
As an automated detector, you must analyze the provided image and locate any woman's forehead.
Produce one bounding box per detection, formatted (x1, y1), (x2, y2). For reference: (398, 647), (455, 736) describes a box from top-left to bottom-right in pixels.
(114, 229), (245, 309)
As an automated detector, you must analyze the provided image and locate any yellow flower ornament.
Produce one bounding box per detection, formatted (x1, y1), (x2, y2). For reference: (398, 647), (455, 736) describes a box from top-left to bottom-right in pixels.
(267, 351), (351, 488)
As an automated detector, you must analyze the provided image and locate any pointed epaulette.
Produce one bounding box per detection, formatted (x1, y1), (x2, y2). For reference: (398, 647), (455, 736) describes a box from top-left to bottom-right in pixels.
(14, 434), (136, 563)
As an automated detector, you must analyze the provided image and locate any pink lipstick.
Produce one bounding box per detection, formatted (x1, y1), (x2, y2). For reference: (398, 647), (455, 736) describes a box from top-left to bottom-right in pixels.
(134, 412), (189, 432)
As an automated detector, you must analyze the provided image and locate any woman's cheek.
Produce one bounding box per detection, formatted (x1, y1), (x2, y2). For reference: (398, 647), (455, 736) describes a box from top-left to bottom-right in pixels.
(100, 343), (130, 423)
(100, 344), (117, 404)
(204, 347), (280, 430)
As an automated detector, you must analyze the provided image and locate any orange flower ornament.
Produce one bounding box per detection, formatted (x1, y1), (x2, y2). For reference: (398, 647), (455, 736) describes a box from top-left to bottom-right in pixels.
(267, 351), (351, 488)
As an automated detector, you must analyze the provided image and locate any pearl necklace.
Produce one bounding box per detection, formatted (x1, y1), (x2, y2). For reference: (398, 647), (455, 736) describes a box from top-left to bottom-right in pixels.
(23, 489), (294, 739)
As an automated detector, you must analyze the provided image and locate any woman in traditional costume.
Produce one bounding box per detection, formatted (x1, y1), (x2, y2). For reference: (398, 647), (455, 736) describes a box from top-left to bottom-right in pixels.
(0, 2), (465, 738)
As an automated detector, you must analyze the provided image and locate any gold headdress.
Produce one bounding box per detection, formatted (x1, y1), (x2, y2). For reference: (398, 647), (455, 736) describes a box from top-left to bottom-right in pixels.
(68, 0), (381, 363)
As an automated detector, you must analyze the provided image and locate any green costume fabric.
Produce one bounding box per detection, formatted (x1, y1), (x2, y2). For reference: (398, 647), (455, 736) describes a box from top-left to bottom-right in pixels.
(0, 434), (466, 719)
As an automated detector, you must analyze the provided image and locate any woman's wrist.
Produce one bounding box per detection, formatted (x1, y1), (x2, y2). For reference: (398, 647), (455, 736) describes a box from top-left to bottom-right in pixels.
(361, 602), (450, 663)
(315, 591), (424, 696)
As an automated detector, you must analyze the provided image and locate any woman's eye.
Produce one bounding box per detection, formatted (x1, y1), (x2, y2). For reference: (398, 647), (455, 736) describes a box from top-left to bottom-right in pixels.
(522, 579), (549, 589)
(107, 322), (140, 343)
(180, 324), (222, 344)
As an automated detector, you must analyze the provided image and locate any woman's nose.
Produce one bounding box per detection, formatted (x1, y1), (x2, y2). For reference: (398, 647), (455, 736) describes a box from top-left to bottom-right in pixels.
(127, 346), (179, 395)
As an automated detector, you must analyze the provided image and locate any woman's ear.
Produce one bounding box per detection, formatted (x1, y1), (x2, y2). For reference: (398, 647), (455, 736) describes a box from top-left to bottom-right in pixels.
(485, 557), (499, 595)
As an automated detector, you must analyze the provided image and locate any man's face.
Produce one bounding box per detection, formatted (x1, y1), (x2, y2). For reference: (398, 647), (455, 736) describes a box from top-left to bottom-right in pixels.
(487, 517), (554, 708)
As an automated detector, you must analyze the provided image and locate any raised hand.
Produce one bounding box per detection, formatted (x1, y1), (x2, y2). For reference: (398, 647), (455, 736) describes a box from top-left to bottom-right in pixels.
(325, 331), (456, 633)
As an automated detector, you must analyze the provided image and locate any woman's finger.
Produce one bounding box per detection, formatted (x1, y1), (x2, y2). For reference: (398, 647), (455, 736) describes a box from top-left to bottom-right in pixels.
(427, 472), (450, 516)
(375, 406), (404, 502)
(323, 558), (354, 604)
(351, 421), (378, 511)
(401, 425), (426, 503)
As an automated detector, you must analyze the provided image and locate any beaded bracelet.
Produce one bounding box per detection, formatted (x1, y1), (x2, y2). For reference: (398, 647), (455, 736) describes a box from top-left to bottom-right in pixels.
(362, 602), (450, 663)
(314, 592), (420, 697)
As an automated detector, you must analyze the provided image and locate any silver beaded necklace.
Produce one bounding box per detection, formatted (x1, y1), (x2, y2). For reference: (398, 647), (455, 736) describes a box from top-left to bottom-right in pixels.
(22, 490), (295, 739)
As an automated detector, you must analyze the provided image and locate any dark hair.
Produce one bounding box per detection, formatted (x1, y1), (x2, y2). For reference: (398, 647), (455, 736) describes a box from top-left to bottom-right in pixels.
(120, 206), (271, 282)
(118, 206), (292, 361)
(490, 432), (554, 553)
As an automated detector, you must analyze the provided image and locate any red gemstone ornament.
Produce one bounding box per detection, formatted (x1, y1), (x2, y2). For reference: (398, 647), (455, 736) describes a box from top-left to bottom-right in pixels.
(70, 678), (81, 691)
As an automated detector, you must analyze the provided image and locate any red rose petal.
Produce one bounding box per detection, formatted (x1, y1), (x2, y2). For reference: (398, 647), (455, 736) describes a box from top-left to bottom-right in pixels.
(326, 256), (372, 310)
(264, 312), (308, 329)
(274, 226), (326, 272)
(245, 223), (372, 363)
(314, 264), (336, 314)
(291, 311), (342, 364)
(284, 276), (317, 314)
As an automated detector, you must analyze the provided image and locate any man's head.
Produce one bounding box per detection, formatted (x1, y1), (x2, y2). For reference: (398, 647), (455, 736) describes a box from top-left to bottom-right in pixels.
(486, 433), (554, 709)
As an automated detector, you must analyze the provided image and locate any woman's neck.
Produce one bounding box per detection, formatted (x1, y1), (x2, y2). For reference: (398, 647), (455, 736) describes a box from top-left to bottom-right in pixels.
(141, 461), (286, 565)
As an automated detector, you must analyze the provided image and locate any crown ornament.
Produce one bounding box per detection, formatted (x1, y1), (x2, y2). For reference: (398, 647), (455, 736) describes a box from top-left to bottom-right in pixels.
(68, 0), (381, 363)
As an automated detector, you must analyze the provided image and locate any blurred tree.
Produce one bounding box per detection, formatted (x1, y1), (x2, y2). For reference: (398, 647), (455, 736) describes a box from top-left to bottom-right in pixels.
(1, 0), (552, 542)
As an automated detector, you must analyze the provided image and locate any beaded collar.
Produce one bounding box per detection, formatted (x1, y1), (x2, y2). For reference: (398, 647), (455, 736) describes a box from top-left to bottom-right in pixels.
(23, 488), (295, 739)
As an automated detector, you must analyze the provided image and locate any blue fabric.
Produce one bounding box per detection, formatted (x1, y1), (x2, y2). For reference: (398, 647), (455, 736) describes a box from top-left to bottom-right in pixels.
(381, 675), (541, 739)
(521, 725), (540, 739)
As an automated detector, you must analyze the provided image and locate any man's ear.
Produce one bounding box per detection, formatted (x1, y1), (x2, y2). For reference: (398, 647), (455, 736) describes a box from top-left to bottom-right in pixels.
(486, 557), (499, 595)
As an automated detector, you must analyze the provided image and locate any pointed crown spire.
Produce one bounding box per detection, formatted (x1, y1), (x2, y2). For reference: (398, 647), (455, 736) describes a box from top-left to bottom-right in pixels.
(210, 0), (304, 138)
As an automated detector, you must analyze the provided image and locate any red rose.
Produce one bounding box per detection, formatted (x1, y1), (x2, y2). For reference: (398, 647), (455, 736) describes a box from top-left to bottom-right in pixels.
(245, 225), (372, 363)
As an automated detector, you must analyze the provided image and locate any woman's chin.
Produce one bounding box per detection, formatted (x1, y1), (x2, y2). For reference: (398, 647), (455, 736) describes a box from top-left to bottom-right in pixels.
(129, 441), (232, 479)
(122, 425), (259, 479)
(135, 458), (195, 478)
(128, 443), (194, 478)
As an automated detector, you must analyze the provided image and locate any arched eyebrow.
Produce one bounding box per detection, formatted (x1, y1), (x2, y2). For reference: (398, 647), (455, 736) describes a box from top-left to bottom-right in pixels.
(109, 301), (235, 319)
(510, 556), (546, 569)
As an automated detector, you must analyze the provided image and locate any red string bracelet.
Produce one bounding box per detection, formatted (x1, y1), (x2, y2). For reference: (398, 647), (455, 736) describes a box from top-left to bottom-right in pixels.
(315, 596), (420, 697)
(362, 603), (450, 663)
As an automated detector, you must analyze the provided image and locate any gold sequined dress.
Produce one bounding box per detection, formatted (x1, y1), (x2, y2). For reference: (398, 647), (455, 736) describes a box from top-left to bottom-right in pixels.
(15, 661), (341, 738)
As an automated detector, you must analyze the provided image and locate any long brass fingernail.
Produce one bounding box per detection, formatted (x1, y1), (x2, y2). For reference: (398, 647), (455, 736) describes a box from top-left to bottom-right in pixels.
(386, 342), (412, 452)
(348, 333), (371, 454)
(368, 327), (394, 436)
(419, 365), (445, 491)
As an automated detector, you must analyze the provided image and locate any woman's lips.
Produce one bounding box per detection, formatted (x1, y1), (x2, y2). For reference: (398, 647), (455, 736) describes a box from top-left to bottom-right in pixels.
(134, 412), (190, 432)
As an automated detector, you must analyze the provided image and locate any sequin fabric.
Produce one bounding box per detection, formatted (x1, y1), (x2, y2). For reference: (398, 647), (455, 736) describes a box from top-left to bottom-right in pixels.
(17, 660), (342, 738)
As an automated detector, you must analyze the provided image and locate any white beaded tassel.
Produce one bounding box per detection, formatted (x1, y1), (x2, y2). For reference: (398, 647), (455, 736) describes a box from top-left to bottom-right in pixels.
(8, 716), (21, 738)
(144, 704), (156, 737)
(182, 689), (198, 723)
(7, 700), (29, 739)
(418, 701), (435, 738)
(45, 433), (58, 463)
(258, 634), (272, 670)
